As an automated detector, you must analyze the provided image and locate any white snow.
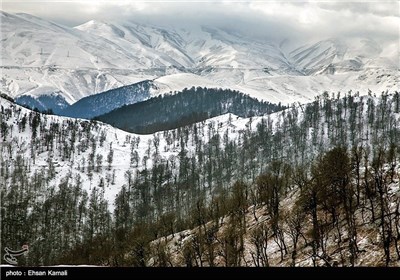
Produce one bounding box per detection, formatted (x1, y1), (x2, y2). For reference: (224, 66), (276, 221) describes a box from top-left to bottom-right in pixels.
(1, 11), (398, 106)
(0, 97), (249, 212)
(150, 73), (223, 96)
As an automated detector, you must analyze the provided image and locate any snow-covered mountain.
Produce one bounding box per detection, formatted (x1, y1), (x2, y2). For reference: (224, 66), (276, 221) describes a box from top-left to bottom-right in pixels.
(1, 11), (398, 107)
(289, 38), (398, 75)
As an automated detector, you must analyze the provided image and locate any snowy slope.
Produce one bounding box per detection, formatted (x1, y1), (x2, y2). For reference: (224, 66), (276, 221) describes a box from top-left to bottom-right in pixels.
(2, 87), (400, 212)
(1, 11), (398, 107)
(230, 68), (399, 105)
(15, 92), (69, 114)
(289, 38), (397, 75)
(1, 97), (159, 209)
(0, 12), (157, 103)
(60, 80), (154, 119)
(151, 73), (224, 96)
(57, 74), (223, 119)
(0, 97), (246, 210)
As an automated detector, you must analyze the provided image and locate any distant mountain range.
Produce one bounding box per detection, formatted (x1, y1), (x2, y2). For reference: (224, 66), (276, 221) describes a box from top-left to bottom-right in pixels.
(1, 10), (398, 110)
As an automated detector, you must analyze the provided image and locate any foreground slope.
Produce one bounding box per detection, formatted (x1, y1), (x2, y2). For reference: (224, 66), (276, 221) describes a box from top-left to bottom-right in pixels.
(1, 90), (400, 265)
(149, 176), (400, 267)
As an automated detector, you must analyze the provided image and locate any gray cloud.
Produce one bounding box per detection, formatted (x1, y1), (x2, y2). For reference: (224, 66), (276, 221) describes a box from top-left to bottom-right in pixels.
(2, 0), (399, 47)
(317, 1), (400, 17)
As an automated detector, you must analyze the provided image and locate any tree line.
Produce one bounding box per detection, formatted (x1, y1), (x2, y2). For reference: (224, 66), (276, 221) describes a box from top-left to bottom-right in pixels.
(0, 90), (399, 266)
(95, 86), (286, 134)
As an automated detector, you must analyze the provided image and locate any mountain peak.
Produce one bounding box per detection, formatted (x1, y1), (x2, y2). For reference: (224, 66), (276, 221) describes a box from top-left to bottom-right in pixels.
(2, 11), (397, 106)
(75, 19), (109, 30)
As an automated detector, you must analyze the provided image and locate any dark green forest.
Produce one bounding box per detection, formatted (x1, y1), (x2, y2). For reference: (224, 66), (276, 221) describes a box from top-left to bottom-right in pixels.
(95, 87), (286, 134)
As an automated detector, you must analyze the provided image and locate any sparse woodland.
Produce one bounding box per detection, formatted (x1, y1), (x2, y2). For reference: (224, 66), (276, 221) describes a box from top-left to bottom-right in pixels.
(1, 90), (399, 266)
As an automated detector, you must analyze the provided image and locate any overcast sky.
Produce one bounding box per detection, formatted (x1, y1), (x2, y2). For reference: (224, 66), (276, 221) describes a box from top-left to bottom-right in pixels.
(2, 0), (399, 45)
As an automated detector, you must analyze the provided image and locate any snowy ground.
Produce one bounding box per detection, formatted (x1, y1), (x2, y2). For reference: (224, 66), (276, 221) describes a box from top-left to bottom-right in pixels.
(2, 91), (399, 212)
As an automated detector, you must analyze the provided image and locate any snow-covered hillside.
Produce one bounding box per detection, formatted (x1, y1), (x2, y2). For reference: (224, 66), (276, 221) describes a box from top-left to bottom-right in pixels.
(1, 11), (398, 106)
(2, 90), (400, 212)
(2, 90), (400, 266)
(0, 96), (249, 210)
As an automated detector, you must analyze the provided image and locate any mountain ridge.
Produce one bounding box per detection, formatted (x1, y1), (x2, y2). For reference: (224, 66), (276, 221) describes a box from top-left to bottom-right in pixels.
(1, 11), (397, 107)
